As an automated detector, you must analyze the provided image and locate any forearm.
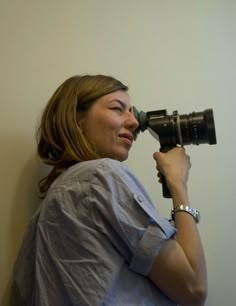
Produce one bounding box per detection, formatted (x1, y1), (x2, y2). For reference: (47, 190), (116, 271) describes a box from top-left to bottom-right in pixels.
(170, 183), (207, 302)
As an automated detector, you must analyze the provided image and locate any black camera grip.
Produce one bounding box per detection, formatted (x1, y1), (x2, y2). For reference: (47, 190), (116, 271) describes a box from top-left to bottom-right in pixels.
(160, 146), (173, 198)
(161, 175), (172, 198)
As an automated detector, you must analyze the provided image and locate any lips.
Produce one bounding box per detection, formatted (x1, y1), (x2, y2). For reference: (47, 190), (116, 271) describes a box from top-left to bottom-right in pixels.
(119, 133), (134, 146)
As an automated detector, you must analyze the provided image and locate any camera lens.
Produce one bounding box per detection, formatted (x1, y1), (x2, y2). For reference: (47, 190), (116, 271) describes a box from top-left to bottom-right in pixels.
(178, 109), (217, 145)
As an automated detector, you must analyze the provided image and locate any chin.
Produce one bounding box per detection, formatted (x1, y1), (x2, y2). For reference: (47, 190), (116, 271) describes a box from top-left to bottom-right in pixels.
(115, 151), (129, 162)
(107, 150), (129, 162)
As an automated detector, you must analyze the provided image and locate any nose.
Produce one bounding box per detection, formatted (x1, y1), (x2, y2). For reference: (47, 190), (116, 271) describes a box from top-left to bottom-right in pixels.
(125, 111), (139, 132)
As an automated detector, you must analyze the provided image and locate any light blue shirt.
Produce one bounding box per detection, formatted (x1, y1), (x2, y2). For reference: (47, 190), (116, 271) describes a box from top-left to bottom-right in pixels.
(14, 158), (177, 306)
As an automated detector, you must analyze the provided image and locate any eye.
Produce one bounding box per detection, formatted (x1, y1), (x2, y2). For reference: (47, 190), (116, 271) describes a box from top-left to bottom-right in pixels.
(111, 107), (123, 113)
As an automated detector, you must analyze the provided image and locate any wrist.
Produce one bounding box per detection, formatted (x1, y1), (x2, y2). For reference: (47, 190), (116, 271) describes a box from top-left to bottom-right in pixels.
(168, 182), (189, 207)
(167, 178), (187, 192)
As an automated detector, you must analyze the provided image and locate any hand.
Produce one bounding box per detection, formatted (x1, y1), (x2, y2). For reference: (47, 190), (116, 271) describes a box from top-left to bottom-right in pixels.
(153, 147), (191, 191)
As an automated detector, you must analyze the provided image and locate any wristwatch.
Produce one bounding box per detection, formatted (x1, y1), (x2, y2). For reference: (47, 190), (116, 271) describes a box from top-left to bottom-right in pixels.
(171, 205), (200, 223)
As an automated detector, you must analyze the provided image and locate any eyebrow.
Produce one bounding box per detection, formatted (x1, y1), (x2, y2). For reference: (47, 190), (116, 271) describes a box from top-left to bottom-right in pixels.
(111, 99), (132, 111)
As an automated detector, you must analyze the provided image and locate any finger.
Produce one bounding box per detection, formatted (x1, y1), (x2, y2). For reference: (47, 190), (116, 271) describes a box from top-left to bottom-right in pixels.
(157, 171), (163, 183)
(153, 151), (162, 160)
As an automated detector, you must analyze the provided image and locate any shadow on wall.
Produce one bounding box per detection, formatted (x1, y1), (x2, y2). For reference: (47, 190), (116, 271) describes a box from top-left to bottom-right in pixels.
(1, 153), (51, 306)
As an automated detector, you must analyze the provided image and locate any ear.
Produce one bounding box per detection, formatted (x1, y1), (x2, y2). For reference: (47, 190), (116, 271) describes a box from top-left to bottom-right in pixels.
(76, 112), (85, 130)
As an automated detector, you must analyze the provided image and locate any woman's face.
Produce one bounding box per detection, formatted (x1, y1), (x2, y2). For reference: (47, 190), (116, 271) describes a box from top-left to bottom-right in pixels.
(78, 90), (139, 161)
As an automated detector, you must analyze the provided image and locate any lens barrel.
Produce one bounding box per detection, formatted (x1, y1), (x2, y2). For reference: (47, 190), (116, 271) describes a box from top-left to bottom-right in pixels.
(176, 109), (217, 145)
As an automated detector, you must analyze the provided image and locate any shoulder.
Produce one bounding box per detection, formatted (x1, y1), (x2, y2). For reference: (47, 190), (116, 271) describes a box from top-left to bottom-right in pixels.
(47, 158), (138, 197)
(88, 158), (141, 191)
(58, 158), (134, 185)
(59, 158), (149, 202)
(47, 158), (156, 215)
(92, 158), (133, 179)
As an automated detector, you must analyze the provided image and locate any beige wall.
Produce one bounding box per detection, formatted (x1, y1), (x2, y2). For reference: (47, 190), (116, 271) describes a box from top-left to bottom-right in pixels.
(1, 1), (235, 305)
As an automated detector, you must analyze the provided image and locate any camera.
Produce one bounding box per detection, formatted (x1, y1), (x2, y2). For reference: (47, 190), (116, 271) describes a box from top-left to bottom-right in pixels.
(133, 107), (217, 197)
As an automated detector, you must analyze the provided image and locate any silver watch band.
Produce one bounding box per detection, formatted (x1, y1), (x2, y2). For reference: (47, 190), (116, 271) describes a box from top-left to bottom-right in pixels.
(171, 205), (200, 223)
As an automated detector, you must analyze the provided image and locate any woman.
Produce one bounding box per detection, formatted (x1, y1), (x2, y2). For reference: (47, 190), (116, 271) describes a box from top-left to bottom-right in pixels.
(14, 75), (207, 306)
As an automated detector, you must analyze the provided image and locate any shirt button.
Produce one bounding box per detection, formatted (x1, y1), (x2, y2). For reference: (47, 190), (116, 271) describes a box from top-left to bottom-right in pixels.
(138, 196), (143, 202)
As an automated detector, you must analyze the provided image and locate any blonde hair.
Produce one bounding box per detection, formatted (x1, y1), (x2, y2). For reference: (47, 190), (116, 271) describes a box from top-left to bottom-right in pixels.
(37, 74), (128, 196)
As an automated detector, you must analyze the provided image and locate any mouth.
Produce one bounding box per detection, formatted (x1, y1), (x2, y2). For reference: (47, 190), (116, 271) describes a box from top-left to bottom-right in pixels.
(119, 133), (134, 146)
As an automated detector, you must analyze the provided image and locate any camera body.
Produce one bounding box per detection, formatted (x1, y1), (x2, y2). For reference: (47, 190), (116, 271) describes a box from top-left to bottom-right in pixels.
(133, 107), (217, 197)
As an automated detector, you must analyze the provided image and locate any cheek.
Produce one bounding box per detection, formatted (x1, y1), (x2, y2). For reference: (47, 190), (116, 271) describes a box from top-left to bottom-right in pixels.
(84, 120), (109, 142)
(96, 116), (120, 134)
(81, 111), (122, 141)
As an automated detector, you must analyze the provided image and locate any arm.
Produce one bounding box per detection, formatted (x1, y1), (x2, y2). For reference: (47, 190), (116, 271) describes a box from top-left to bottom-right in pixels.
(148, 147), (207, 306)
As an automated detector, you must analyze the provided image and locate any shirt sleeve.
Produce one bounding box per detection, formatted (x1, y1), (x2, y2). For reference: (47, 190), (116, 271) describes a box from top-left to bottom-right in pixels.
(89, 159), (176, 276)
